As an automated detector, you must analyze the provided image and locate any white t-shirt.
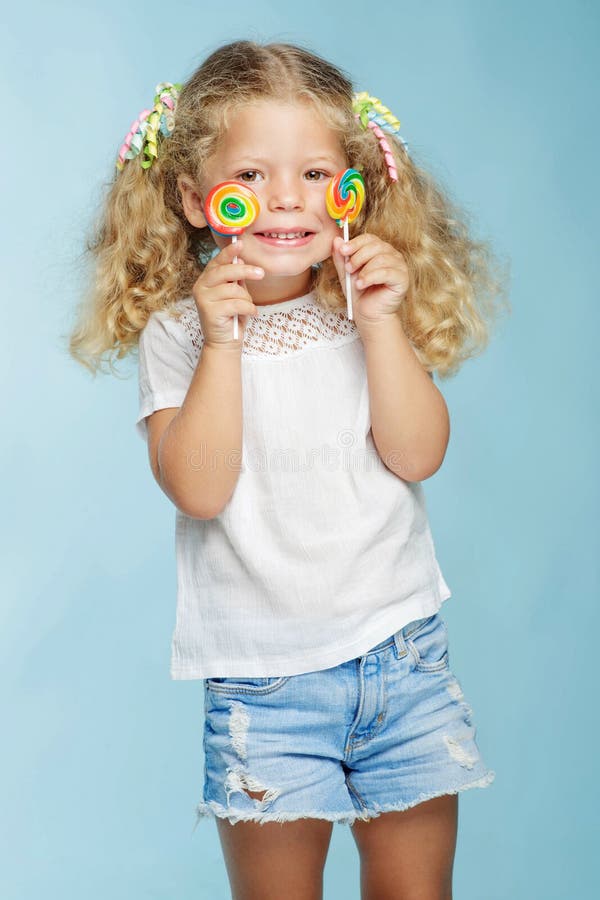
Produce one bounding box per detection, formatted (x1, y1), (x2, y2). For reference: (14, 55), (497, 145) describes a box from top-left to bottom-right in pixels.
(136, 289), (452, 679)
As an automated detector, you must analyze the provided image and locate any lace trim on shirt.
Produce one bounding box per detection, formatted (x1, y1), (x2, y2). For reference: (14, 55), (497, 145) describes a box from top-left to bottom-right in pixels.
(174, 298), (360, 358)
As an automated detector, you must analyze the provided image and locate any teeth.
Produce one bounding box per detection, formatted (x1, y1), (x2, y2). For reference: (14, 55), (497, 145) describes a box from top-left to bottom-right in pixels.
(262, 231), (306, 239)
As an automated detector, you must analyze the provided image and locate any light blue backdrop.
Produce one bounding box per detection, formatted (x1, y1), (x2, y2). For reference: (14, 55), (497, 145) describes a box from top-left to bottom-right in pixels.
(2, 1), (598, 897)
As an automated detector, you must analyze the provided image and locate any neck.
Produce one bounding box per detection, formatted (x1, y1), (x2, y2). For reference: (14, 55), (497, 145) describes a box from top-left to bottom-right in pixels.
(247, 269), (315, 306)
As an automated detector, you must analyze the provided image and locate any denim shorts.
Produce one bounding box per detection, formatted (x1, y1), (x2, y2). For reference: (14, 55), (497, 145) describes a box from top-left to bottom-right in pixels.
(194, 613), (496, 828)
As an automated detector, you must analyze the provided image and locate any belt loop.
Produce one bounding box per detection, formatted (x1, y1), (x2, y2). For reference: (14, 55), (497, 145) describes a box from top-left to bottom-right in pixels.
(393, 627), (408, 659)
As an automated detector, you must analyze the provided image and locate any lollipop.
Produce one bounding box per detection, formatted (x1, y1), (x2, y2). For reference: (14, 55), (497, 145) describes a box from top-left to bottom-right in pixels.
(204, 181), (261, 339)
(326, 168), (365, 320)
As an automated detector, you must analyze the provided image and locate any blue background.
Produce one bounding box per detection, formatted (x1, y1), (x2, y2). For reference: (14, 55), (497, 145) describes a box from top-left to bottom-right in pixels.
(2, 1), (598, 897)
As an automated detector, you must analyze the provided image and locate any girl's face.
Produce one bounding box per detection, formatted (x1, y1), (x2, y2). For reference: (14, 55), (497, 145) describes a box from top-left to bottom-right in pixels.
(179, 100), (349, 304)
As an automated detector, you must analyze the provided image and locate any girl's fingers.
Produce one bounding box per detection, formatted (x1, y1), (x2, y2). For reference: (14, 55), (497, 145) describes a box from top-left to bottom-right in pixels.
(331, 241), (350, 287)
(204, 261), (265, 286)
(207, 238), (245, 266)
(345, 249), (398, 273)
(211, 239), (234, 256)
(337, 232), (373, 252)
(355, 266), (406, 291)
(207, 282), (259, 303)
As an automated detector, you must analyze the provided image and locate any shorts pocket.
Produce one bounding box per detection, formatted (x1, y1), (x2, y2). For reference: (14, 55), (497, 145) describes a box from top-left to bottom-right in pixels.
(405, 613), (450, 673)
(205, 676), (290, 695)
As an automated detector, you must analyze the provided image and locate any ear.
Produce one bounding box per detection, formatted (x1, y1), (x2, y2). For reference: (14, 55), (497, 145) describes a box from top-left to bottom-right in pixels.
(177, 175), (208, 229)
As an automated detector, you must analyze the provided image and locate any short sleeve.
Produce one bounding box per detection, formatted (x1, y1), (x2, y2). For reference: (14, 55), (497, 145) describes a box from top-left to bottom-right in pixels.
(135, 310), (197, 441)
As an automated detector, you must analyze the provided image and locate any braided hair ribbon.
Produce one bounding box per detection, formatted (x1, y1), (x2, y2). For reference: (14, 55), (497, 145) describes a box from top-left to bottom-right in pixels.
(352, 91), (408, 182)
(116, 82), (182, 171)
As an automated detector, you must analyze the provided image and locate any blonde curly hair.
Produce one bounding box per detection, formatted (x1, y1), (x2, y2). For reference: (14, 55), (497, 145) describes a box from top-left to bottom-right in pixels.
(66, 39), (510, 379)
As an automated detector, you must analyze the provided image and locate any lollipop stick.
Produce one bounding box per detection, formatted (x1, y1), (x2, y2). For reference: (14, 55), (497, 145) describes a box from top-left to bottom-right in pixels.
(343, 217), (353, 320)
(231, 234), (239, 340)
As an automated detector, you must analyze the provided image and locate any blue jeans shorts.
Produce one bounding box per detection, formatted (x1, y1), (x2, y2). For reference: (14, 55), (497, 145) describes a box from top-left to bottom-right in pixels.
(194, 613), (496, 828)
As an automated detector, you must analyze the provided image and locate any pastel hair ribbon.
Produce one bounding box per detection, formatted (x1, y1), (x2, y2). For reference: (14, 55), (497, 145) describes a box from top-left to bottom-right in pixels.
(116, 82), (182, 172)
(352, 91), (409, 182)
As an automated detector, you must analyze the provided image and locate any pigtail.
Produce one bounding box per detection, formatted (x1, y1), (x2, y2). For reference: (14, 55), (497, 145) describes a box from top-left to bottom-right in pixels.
(359, 132), (510, 379)
(66, 96), (201, 376)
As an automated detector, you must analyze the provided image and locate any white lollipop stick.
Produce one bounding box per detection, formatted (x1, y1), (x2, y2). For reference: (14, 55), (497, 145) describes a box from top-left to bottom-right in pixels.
(343, 217), (353, 321)
(232, 234), (239, 340)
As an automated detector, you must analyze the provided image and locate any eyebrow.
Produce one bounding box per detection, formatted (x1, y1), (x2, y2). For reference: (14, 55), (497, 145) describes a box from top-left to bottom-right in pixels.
(227, 155), (341, 167)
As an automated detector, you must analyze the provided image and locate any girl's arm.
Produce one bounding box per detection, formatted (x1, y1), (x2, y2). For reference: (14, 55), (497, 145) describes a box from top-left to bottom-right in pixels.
(155, 344), (244, 519)
(362, 315), (450, 482)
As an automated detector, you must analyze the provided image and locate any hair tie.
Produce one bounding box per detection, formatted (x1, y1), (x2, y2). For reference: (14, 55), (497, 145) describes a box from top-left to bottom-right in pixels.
(116, 82), (182, 172)
(352, 91), (408, 182)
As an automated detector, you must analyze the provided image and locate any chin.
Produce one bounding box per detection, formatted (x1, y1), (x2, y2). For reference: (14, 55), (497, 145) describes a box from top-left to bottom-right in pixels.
(262, 264), (318, 277)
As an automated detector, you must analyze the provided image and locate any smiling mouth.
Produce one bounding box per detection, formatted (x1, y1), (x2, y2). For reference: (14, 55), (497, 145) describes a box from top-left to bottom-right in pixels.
(254, 232), (316, 247)
(255, 231), (314, 238)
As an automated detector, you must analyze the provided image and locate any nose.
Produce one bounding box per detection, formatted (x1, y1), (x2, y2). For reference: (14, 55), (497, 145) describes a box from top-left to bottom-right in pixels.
(266, 174), (304, 212)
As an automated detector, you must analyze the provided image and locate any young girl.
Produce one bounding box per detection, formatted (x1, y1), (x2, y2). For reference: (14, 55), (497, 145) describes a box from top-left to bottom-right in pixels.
(69, 39), (509, 900)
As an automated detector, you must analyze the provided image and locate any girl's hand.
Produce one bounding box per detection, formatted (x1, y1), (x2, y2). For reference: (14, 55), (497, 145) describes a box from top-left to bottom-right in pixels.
(191, 239), (265, 350)
(331, 233), (409, 332)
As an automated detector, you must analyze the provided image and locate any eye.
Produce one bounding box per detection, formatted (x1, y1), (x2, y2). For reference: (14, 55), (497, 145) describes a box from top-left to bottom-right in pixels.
(237, 171), (262, 183)
(306, 170), (328, 181)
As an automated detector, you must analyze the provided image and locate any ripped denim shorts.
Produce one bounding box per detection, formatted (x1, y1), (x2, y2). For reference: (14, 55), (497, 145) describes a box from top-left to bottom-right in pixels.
(194, 613), (495, 828)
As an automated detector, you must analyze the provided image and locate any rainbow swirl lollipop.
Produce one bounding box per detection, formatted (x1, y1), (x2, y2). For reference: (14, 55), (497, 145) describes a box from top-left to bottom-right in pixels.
(326, 168), (365, 227)
(204, 181), (261, 236)
(326, 168), (366, 322)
